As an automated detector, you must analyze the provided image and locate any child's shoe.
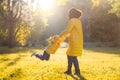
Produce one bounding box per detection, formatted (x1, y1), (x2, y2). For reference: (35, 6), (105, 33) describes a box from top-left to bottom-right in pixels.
(31, 52), (37, 57)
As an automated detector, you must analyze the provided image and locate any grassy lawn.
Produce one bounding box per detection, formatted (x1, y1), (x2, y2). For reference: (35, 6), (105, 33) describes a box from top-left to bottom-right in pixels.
(0, 47), (120, 80)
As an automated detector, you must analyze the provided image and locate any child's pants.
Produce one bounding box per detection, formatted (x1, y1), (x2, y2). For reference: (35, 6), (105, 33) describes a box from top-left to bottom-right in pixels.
(35, 50), (50, 60)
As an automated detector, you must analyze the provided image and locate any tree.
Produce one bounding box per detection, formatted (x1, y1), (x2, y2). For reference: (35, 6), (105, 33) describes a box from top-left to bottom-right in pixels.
(109, 0), (120, 17)
(0, 0), (33, 48)
(89, 0), (120, 46)
(0, 14), (8, 46)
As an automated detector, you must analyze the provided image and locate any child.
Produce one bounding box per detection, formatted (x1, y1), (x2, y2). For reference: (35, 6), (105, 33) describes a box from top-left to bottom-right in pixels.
(59, 8), (83, 76)
(31, 35), (66, 60)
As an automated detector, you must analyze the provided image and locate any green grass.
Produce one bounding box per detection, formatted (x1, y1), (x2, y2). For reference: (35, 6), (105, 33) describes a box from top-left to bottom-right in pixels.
(0, 47), (120, 80)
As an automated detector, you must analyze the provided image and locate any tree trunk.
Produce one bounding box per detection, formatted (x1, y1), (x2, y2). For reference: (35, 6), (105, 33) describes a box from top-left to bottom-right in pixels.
(8, 21), (16, 48)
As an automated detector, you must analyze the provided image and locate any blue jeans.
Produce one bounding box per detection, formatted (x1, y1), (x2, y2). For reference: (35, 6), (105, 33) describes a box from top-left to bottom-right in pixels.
(67, 56), (80, 71)
(35, 50), (50, 60)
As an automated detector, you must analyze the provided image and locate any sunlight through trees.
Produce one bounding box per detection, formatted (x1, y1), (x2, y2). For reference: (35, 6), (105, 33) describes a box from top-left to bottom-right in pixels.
(0, 0), (120, 47)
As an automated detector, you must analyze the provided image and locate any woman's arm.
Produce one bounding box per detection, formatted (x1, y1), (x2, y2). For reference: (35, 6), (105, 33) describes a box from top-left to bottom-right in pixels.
(60, 19), (75, 37)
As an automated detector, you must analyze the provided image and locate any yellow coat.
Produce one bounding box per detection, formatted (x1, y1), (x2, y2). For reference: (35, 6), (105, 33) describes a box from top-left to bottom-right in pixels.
(46, 18), (83, 56)
(60, 18), (83, 56)
(46, 35), (66, 54)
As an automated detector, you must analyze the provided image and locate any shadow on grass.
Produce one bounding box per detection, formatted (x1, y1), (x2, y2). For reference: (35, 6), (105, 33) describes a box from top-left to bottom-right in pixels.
(66, 74), (86, 80)
(84, 47), (120, 55)
(1, 68), (22, 80)
(7, 57), (21, 66)
(0, 55), (26, 69)
(1, 55), (26, 69)
(0, 47), (29, 54)
(9, 68), (22, 78)
(0, 47), (43, 54)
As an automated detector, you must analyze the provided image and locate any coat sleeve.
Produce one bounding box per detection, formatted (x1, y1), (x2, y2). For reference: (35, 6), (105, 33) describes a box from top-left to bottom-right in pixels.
(60, 20), (74, 37)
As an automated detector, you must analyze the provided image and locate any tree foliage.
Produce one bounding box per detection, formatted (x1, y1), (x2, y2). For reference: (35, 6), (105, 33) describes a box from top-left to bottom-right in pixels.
(109, 0), (120, 17)
(89, 0), (120, 46)
(0, 0), (33, 47)
(0, 0), (120, 47)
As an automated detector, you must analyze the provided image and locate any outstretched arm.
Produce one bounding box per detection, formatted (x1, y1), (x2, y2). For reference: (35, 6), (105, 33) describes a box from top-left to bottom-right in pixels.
(60, 19), (75, 37)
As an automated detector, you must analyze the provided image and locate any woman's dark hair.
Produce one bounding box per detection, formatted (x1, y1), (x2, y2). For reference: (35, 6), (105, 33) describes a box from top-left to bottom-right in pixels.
(68, 8), (82, 19)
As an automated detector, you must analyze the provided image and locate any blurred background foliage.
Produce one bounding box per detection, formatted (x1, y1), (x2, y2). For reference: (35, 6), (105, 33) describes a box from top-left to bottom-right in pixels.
(0, 0), (120, 48)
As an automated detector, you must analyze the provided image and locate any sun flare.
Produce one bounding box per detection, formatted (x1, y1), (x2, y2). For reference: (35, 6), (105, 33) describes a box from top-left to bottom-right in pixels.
(39, 0), (55, 10)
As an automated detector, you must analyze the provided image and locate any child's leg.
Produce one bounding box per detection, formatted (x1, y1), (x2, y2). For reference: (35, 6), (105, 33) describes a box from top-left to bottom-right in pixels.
(31, 52), (44, 60)
(34, 53), (44, 60)
(42, 51), (50, 60)
(31, 50), (50, 61)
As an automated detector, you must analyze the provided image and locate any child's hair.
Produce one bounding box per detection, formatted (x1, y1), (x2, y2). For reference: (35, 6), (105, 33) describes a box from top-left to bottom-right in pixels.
(68, 8), (82, 19)
(48, 35), (59, 44)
